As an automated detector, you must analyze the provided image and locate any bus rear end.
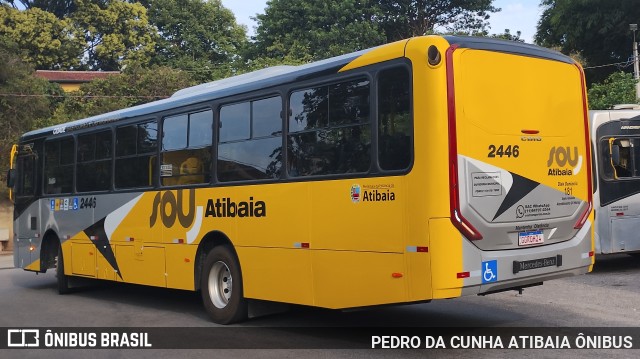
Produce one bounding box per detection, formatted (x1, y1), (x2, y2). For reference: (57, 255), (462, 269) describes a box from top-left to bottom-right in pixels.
(441, 37), (593, 297)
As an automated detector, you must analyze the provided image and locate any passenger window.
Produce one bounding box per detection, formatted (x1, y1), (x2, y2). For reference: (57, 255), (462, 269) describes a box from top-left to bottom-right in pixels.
(161, 110), (213, 186)
(604, 137), (637, 179)
(44, 137), (74, 194)
(115, 121), (158, 188)
(217, 97), (283, 182)
(287, 79), (371, 177)
(77, 130), (112, 192)
(378, 67), (412, 171)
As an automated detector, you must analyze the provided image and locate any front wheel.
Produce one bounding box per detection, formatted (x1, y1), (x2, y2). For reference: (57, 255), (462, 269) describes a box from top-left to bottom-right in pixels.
(56, 242), (71, 294)
(201, 245), (247, 324)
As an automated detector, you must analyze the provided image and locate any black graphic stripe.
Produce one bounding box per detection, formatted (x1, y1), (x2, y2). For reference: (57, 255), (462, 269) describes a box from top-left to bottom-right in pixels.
(83, 218), (122, 280)
(492, 172), (540, 221)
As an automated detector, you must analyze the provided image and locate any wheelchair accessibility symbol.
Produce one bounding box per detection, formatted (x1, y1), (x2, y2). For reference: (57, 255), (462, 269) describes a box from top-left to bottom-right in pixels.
(482, 260), (498, 284)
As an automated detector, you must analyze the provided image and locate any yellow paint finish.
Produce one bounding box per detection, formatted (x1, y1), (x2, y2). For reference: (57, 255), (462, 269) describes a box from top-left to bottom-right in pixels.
(207, 184), (287, 248)
(452, 48), (589, 198)
(308, 178), (405, 253)
(339, 39), (408, 72)
(71, 243), (96, 277)
(109, 193), (162, 245)
(24, 259), (40, 272)
(96, 245), (116, 281)
(429, 218), (463, 299)
(165, 244), (197, 290)
(312, 250), (406, 308)
(115, 245), (166, 287)
(405, 36), (454, 220)
(237, 246), (314, 305)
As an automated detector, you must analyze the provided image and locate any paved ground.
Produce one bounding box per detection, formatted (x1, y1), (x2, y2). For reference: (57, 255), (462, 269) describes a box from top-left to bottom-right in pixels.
(0, 251), (12, 269)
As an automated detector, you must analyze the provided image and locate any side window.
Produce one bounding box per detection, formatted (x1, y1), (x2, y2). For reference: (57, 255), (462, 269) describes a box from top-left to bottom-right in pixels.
(288, 79), (370, 177)
(602, 137), (638, 179)
(217, 96), (283, 182)
(77, 130), (112, 192)
(44, 137), (74, 194)
(16, 155), (36, 197)
(161, 110), (213, 186)
(378, 66), (412, 170)
(115, 121), (158, 188)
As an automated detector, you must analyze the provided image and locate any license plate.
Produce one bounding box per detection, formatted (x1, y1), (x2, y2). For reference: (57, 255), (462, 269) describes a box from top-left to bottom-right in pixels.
(518, 230), (544, 246)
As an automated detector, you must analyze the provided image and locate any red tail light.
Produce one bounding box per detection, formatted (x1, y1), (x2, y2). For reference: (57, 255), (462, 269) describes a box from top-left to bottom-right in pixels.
(446, 45), (483, 241)
(574, 63), (593, 229)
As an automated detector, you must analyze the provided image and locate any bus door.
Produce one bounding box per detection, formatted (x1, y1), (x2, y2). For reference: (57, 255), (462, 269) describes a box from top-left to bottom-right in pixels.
(601, 136), (640, 253)
(11, 148), (39, 268)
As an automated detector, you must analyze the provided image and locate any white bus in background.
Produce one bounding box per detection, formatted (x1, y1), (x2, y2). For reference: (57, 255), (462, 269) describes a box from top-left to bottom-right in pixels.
(591, 105), (640, 256)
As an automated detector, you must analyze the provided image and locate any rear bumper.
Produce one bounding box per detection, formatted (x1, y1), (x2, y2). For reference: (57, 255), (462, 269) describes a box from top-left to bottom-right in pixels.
(460, 219), (593, 296)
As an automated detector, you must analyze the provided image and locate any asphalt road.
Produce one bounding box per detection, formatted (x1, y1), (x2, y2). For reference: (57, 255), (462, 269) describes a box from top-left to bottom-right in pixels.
(0, 253), (638, 358)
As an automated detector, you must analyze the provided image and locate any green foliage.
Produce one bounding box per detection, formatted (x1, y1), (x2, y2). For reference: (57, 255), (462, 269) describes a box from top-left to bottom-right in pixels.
(535, 0), (640, 83)
(70, 0), (157, 70)
(376, 0), (500, 40)
(0, 5), (84, 69)
(142, 0), (248, 83)
(253, 0), (500, 62)
(587, 72), (638, 110)
(50, 65), (196, 125)
(0, 39), (61, 191)
(1, 1), (158, 71)
(490, 29), (524, 42)
(253, 0), (387, 61)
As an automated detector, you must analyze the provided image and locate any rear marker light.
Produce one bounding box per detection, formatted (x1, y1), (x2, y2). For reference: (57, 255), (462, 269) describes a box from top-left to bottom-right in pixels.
(173, 239), (185, 244)
(457, 272), (470, 279)
(392, 273), (403, 278)
(521, 129), (540, 134)
(89, 236), (98, 241)
(616, 212), (624, 216)
(294, 242), (310, 249)
(125, 237), (135, 242)
(589, 251), (594, 257)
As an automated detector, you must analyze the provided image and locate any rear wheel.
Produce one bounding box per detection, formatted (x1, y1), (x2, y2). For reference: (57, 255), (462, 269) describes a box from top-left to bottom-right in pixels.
(56, 242), (71, 294)
(201, 245), (247, 324)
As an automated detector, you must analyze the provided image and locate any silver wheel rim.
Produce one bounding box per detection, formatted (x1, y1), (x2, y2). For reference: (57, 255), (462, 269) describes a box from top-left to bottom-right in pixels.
(208, 261), (232, 309)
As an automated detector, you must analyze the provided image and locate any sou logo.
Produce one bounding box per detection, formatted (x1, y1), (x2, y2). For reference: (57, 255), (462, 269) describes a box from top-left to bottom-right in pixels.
(149, 189), (203, 244)
(546, 146), (582, 176)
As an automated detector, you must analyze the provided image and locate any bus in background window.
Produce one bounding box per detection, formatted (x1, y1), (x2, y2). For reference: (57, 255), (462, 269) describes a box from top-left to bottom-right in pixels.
(7, 36), (594, 324)
(590, 105), (640, 256)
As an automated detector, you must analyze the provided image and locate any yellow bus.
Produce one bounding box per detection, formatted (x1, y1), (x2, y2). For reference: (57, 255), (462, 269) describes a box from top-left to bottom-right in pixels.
(8, 36), (594, 324)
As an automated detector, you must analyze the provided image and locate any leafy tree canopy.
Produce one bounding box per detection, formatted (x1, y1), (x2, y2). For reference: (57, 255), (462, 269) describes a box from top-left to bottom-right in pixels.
(0, 37), (62, 189)
(587, 71), (638, 110)
(252, 0), (500, 62)
(0, 1), (158, 70)
(535, 0), (640, 83)
(140, 0), (248, 83)
(50, 65), (196, 125)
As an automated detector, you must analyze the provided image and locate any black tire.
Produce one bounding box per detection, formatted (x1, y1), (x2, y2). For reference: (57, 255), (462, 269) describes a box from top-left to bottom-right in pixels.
(200, 245), (247, 324)
(56, 242), (71, 294)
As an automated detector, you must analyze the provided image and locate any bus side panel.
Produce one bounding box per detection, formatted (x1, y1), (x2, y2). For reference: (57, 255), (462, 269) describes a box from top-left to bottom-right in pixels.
(164, 244), (197, 290)
(429, 218), (464, 299)
(311, 250), (406, 309)
(237, 247), (314, 306)
(308, 178), (406, 253)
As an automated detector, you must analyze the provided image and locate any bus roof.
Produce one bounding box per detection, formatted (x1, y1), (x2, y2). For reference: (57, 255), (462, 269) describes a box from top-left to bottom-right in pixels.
(21, 48), (373, 141)
(21, 35), (574, 142)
